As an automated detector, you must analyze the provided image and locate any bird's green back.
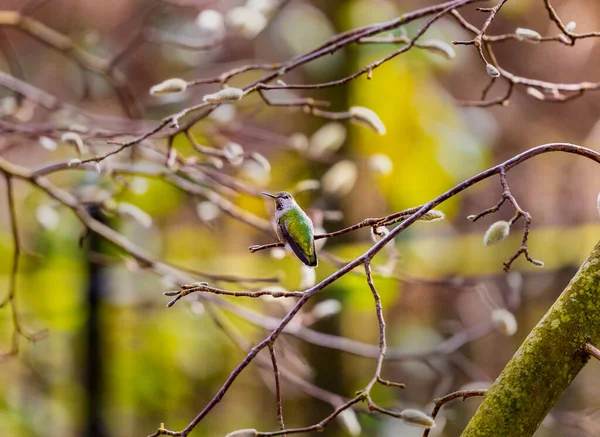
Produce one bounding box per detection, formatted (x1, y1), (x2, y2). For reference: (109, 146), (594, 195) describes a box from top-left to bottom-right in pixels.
(278, 206), (316, 263)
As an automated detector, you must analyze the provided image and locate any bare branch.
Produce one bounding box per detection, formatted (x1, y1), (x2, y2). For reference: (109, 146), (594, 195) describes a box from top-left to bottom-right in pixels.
(584, 343), (600, 362)
(422, 389), (487, 437)
(150, 143), (600, 436)
(268, 344), (286, 436)
(164, 283), (303, 307)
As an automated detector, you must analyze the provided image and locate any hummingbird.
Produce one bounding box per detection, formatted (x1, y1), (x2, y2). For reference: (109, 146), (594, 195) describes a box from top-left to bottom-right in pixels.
(263, 191), (318, 267)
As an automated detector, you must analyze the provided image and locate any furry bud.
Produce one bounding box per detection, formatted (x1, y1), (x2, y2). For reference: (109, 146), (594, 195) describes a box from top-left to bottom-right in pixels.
(421, 39), (456, 59)
(492, 309), (518, 336)
(117, 203), (153, 228)
(195, 9), (225, 38)
(516, 28), (542, 43)
(203, 87), (245, 103)
(289, 132), (309, 151)
(483, 220), (510, 246)
(226, 6), (267, 38)
(419, 210), (445, 222)
(526, 87), (545, 100)
(349, 106), (386, 135)
(322, 160), (358, 197)
(68, 158), (82, 167)
(196, 201), (221, 222)
(149, 78), (188, 95)
(39, 136), (57, 151)
(36, 204), (60, 230)
(0, 96), (17, 116)
(309, 123), (347, 157)
(337, 409), (361, 436)
(207, 157), (224, 169)
(294, 179), (321, 193)
(486, 64), (500, 78)
(223, 142), (245, 166)
(368, 154), (393, 175)
(61, 132), (87, 155)
(400, 409), (436, 429)
(311, 299), (342, 320)
(250, 152), (271, 173)
(557, 34), (571, 44)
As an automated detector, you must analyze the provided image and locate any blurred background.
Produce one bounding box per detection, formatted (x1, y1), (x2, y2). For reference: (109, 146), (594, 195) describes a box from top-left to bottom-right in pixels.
(1, 0), (600, 436)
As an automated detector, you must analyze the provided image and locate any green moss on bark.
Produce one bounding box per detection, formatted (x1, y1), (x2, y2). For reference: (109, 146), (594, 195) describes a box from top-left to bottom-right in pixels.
(461, 241), (600, 437)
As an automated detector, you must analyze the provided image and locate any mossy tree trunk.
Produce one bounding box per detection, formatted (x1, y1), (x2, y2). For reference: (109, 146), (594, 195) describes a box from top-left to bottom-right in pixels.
(461, 240), (600, 437)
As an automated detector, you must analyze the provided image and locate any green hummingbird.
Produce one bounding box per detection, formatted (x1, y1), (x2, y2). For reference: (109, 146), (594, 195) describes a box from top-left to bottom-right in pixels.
(263, 191), (318, 267)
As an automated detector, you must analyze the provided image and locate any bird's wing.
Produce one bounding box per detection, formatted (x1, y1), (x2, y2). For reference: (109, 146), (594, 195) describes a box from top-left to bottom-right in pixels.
(278, 211), (317, 267)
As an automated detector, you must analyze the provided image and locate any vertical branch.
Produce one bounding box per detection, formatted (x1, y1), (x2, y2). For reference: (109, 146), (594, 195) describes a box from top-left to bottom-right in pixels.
(268, 343), (286, 435)
(0, 174), (46, 360)
(363, 261), (387, 392)
(362, 262), (405, 398)
(1, 174), (20, 358)
(5, 175), (19, 304)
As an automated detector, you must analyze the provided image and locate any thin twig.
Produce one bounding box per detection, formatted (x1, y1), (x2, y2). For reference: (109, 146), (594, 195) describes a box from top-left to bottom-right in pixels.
(422, 389), (487, 437)
(268, 344), (286, 435)
(249, 207), (422, 253)
(584, 343), (600, 362)
(164, 283), (303, 308)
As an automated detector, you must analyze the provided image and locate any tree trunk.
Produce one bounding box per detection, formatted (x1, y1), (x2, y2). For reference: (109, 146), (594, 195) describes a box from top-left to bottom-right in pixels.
(461, 240), (600, 437)
(84, 205), (107, 437)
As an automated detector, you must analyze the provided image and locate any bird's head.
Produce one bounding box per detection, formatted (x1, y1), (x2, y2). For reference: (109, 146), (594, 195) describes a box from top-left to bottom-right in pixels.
(263, 191), (296, 211)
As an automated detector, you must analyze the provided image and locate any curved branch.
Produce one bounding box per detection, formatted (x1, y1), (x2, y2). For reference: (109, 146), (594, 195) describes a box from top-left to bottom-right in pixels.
(148, 143), (600, 436)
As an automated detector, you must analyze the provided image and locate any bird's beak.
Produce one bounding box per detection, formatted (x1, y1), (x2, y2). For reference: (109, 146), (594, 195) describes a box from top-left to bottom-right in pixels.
(262, 192), (277, 199)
